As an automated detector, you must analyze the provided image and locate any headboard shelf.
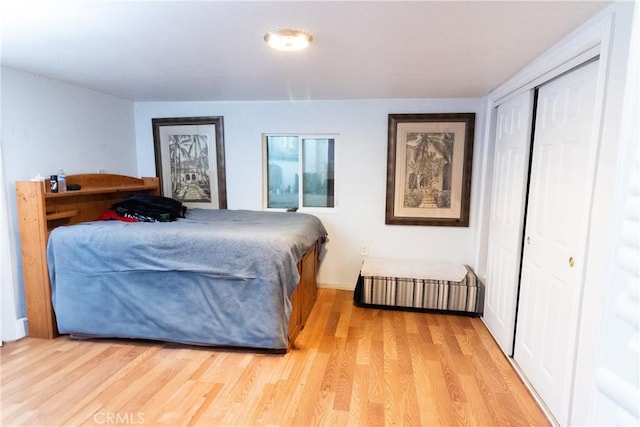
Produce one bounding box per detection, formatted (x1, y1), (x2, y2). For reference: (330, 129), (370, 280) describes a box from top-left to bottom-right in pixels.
(45, 210), (79, 221)
(44, 184), (159, 199)
(15, 173), (160, 338)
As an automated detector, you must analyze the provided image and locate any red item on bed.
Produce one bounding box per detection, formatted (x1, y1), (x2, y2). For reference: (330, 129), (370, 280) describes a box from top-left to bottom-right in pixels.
(98, 209), (139, 222)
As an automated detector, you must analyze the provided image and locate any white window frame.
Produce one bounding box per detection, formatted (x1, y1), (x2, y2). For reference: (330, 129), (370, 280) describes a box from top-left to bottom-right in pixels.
(262, 133), (338, 212)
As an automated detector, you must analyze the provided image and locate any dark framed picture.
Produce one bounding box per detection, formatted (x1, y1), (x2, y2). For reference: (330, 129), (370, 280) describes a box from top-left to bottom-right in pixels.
(152, 116), (227, 209)
(385, 113), (475, 226)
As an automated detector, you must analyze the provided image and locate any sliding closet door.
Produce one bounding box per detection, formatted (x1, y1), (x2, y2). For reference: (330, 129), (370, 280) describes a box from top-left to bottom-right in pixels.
(483, 91), (534, 355)
(514, 59), (600, 425)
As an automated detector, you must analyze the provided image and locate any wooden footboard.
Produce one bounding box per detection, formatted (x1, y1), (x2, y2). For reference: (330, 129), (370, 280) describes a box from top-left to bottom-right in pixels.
(288, 243), (318, 347)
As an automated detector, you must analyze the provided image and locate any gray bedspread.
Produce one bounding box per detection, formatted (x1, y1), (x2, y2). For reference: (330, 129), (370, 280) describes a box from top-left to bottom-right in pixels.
(47, 209), (327, 350)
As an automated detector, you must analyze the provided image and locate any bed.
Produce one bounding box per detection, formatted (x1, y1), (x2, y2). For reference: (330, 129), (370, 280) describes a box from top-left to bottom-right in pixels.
(16, 174), (326, 351)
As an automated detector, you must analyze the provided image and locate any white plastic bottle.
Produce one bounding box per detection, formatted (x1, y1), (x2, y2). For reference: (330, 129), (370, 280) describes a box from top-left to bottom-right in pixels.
(57, 169), (67, 192)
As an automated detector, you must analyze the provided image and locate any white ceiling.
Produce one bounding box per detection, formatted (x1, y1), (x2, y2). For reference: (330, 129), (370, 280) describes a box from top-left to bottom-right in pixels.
(1, 1), (611, 102)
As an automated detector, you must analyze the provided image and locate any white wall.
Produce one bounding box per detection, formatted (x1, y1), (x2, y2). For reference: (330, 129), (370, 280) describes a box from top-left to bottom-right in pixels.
(135, 98), (484, 288)
(1, 67), (138, 336)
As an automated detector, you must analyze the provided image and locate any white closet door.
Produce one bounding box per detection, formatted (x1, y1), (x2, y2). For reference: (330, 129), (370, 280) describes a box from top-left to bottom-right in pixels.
(514, 60), (600, 425)
(483, 91), (534, 355)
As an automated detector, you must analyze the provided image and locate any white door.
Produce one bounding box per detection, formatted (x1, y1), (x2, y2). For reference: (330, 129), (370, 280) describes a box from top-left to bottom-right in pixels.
(483, 91), (534, 355)
(514, 59), (600, 425)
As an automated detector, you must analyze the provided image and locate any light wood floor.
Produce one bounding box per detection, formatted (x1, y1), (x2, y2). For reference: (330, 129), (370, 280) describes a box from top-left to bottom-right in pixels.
(1, 289), (549, 426)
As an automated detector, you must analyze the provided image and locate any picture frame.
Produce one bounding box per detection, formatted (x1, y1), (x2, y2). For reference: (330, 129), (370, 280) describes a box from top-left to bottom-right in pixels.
(152, 116), (227, 209)
(385, 113), (475, 226)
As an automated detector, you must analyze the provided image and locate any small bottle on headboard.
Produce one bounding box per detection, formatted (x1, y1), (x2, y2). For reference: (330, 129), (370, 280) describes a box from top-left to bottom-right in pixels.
(57, 169), (67, 192)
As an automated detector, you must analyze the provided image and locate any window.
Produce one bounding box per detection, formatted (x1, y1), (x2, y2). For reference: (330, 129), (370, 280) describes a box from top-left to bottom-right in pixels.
(264, 135), (335, 209)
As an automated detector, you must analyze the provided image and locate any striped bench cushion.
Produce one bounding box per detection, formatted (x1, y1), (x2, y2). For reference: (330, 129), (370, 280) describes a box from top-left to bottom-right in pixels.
(354, 258), (482, 315)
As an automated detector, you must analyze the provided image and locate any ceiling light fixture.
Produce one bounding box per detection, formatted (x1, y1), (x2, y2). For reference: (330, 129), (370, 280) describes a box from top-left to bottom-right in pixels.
(264, 29), (313, 51)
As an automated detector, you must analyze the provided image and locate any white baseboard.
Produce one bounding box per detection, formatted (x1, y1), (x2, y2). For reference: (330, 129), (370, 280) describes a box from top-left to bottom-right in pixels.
(15, 317), (27, 338)
(3, 317), (28, 343)
(317, 282), (354, 291)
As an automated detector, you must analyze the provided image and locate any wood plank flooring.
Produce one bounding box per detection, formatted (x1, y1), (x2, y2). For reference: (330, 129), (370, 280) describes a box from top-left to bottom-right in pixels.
(0, 289), (550, 426)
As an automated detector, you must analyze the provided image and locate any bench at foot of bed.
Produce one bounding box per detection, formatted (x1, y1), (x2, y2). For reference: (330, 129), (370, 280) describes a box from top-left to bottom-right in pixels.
(353, 257), (484, 316)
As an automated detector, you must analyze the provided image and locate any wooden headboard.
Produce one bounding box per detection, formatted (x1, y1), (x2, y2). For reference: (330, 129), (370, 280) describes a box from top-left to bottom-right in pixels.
(15, 174), (159, 338)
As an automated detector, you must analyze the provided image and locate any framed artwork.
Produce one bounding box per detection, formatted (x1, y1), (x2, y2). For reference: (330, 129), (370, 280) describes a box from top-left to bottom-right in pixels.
(152, 116), (227, 209)
(385, 113), (475, 226)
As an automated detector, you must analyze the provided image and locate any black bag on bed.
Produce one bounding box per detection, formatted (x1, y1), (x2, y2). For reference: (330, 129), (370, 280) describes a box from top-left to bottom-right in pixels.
(112, 193), (186, 222)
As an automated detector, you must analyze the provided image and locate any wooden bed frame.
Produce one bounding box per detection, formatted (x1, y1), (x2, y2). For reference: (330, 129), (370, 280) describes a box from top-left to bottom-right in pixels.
(16, 173), (317, 348)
